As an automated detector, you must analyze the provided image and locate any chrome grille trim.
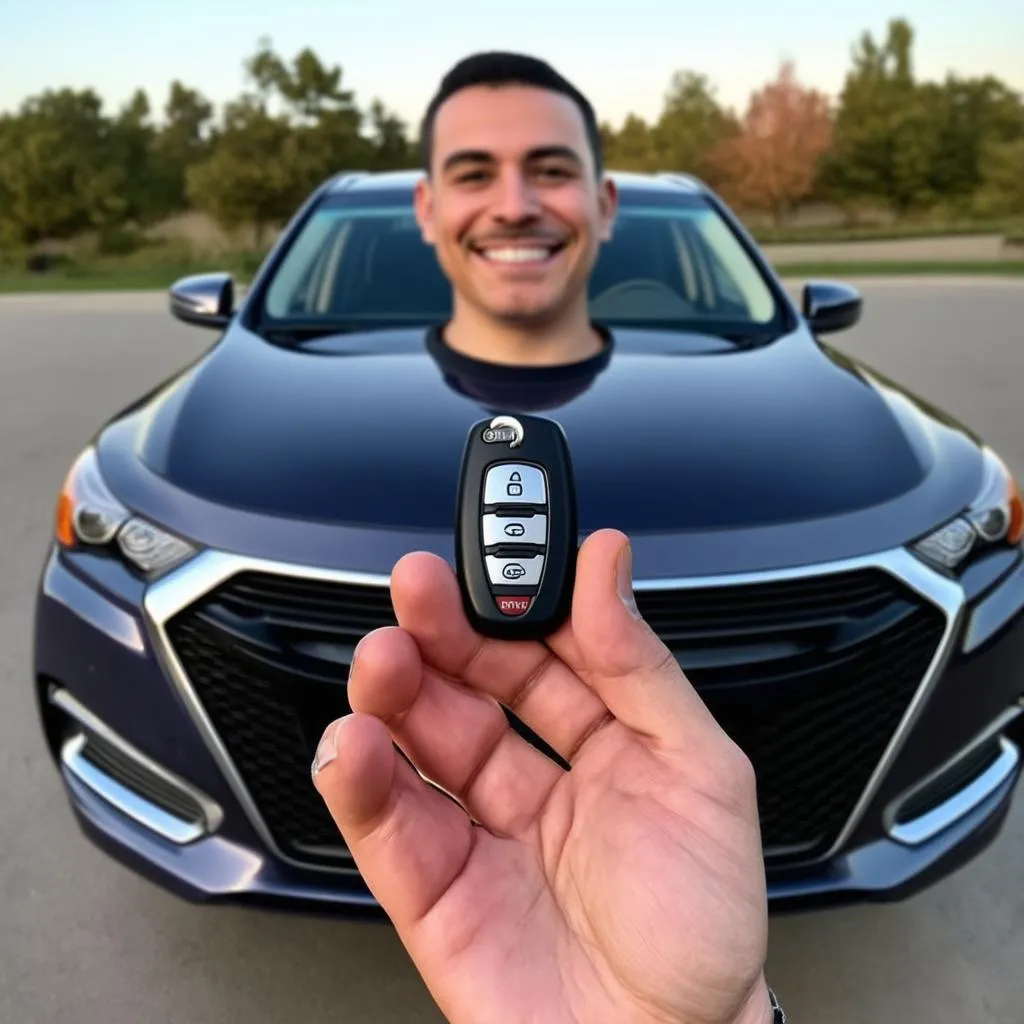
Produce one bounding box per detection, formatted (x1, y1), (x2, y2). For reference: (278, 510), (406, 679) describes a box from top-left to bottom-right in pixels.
(142, 545), (964, 876)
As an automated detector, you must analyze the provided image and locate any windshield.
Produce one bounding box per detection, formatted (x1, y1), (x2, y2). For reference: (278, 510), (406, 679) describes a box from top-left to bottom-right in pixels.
(258, 189), (785, 339)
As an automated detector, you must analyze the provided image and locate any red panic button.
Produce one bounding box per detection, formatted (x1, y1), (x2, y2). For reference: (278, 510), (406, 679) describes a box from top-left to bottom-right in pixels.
(496, 595), (534, 616)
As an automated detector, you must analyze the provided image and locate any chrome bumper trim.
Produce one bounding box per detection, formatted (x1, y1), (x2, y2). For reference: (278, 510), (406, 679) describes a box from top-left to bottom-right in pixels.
(51, 687), (223, 844)
(884, 704), (1023, 846)
(142, 545), (964, 874)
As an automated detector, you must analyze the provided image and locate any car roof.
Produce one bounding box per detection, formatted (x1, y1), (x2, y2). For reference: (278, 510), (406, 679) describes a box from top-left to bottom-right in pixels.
(325, 168), (707, 195)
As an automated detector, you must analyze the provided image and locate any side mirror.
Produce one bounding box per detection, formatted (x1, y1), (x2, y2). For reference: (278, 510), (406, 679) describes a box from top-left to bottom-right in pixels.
(801, 280), (862, 334)
(169, 272), (235, 330)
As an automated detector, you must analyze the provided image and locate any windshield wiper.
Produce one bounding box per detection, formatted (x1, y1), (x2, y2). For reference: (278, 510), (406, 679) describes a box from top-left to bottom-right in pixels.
(258, 322), (355, 344)
(715, 330), (781, 348)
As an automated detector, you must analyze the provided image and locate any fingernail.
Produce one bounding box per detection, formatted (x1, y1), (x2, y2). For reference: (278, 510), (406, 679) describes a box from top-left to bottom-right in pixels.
(617, 541), (639, 616)
(311, 719), (341, 779)
(350, 637), (364, 677)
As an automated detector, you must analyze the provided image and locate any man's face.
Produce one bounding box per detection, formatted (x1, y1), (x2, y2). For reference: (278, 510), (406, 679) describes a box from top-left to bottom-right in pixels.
(414, 83), (617, 329)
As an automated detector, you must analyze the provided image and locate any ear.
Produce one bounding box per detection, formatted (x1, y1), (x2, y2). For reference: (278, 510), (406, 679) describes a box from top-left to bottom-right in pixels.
(597, 177), (618, 242)
(413, 177), (436, 245)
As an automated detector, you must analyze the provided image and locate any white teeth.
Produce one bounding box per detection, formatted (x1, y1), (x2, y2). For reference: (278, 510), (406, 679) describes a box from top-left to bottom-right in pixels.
(480, 247), (553, 263)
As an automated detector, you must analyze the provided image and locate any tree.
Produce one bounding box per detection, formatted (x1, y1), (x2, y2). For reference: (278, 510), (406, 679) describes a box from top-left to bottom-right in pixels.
(922, 74), (1024, 211)
(185, 40), (380, 243)
(185, 95), (302, 247)
(817, 18), (930, 215)
(149, 81), (216, 217)
(0, 88), (126, 244)
(604, 114), (658, 171)
(650, 71), (739, 184)
(706, 61), (833, 224)
(107, 89), (161, 227)
(974, 137), (1024, 216)
(246, 38), (360, 125)
(243, 37), (374, 180)
(820, 15), (1024, 220)
(367, 98), (415, 169)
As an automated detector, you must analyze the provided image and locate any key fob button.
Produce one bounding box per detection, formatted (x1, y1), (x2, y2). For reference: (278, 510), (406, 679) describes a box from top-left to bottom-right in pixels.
(495, 595), (534, 617)
(484, 464), (546, 506)
(482, 513), (547, 547)
(485, 554), (545, 586)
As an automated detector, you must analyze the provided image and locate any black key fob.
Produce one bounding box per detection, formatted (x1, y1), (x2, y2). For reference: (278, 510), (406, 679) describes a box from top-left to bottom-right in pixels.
(455, 413), (578, 640)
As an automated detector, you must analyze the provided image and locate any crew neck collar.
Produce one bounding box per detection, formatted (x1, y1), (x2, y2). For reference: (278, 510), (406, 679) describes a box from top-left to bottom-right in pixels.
(426, 321), (613, 377)
(424, 321), (614, 411)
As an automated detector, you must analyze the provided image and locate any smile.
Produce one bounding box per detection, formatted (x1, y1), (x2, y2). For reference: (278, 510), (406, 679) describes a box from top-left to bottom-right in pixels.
(471, 243), (566, 264)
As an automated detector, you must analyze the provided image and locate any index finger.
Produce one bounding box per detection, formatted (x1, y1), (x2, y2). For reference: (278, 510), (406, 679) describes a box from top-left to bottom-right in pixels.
(390, 529), (722, 757)
(388, 549), (613, 765)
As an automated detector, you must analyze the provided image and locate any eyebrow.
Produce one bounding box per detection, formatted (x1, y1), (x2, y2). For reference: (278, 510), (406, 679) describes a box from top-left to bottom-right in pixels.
(441, 145), (583, 174)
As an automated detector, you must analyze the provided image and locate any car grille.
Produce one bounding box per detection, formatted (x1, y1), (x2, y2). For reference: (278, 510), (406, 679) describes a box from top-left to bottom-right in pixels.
(164, 565), (947, 869)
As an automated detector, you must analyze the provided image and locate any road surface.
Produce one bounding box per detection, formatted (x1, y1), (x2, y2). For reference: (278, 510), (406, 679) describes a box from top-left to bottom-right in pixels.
(1, 279), (1022, 1023)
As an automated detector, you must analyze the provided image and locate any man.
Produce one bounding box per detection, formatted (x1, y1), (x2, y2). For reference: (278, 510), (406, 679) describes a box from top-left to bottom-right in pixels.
(416, 50), (618, 412)
(311, 52), (783, 1024)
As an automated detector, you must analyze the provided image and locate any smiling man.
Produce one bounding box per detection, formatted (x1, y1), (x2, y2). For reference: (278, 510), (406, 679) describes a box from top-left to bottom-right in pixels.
(414, 52), (621, 408)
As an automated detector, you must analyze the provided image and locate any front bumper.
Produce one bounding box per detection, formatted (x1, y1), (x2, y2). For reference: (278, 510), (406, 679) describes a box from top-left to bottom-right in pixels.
(34, 542), (1024, 916)
(58, 700), (1021, 917)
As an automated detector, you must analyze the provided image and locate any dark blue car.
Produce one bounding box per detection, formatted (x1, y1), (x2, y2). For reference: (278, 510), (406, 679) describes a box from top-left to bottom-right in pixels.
(33, 169), (1024, 915)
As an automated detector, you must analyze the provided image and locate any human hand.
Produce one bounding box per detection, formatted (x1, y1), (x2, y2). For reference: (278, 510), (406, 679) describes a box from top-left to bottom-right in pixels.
(311, 528), (773, 1024)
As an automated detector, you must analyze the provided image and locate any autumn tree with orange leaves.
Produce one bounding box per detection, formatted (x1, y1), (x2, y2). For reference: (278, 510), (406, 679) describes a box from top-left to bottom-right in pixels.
(708, 61), (833, 225)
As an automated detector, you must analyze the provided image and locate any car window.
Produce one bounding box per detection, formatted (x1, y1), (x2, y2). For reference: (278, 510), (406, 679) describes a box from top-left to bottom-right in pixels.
(261, 192), (782, 336)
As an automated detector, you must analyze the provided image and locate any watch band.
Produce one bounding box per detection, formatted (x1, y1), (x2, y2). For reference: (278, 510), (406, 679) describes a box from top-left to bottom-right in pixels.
(768, 987), (787, 1023)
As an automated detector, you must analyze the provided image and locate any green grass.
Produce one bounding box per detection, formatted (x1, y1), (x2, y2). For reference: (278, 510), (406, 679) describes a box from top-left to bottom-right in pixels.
(773, 260), (1024, 277)
(752, 219), (1019, 245)
(0, 249), (263, 294)
(3, 259), (1023, 295)
(0, 267), (199, 292)
(0, 239), (265, 294)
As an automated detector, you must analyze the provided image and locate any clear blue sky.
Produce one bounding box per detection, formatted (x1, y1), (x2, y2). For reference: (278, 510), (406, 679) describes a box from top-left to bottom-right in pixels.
(1, 0), (1021, 130)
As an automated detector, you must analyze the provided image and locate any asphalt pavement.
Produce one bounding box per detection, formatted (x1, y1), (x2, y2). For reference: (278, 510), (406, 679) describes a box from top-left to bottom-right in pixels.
(2, 278), (1023, 1023)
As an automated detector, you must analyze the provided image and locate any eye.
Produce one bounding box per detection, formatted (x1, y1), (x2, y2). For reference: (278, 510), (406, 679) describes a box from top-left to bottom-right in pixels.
(534, 164), (573, 181)
(454, 168), (491, 185)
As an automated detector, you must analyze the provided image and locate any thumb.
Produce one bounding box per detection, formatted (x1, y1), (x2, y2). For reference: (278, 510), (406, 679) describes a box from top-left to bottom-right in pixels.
(555, 529), (722, 751)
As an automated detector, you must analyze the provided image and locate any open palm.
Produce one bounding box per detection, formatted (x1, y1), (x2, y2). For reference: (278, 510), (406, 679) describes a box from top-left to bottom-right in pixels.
(312, 528), (773, 1024)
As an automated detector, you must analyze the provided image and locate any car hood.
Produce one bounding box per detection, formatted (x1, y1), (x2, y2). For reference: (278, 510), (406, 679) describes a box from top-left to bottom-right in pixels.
(103, 322), (982, 537)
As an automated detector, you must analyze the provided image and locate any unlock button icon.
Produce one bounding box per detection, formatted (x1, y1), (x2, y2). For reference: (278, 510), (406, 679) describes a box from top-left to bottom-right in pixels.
(506, 471), (523, 497)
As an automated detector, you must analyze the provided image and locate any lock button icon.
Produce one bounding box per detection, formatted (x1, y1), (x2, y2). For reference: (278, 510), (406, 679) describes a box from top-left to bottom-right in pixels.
(483, 464), (546, 505)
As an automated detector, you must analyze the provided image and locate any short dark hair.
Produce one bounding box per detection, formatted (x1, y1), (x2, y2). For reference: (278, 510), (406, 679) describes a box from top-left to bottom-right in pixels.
(419, 51), (604, 177)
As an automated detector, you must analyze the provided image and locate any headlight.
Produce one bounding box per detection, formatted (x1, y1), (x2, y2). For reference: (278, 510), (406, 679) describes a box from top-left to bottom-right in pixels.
(55, 447), (198, 577)
(912, 447), (1024, 570)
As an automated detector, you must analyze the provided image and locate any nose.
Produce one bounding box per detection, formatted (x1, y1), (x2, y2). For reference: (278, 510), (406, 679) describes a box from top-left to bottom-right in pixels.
(492, 169), (541, 223)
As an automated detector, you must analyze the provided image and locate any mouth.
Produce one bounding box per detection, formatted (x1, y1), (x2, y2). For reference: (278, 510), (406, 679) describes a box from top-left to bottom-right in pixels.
(469, 241), (568, 266)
